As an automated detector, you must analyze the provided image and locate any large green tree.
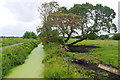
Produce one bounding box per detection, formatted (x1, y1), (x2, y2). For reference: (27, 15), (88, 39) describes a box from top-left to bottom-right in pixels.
(67, 3), (117, 45)
(23, 31), (37, 39)
(37, 2), (117, 45)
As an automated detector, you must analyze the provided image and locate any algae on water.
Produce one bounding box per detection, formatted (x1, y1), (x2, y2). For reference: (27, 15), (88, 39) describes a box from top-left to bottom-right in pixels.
(5, 44), (45, 78)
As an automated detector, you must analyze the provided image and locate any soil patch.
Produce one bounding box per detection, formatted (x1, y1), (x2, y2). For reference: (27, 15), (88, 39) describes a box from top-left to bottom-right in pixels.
(67, 45), (101, 53)
(71, 58), (120, 79)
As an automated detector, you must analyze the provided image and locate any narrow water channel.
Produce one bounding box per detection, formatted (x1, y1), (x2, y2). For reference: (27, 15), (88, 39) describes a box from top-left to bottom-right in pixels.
(5, 43), (45, 78)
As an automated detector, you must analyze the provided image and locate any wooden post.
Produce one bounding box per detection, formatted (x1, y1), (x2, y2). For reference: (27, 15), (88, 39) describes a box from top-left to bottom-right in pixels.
(98, 64), (120, 75)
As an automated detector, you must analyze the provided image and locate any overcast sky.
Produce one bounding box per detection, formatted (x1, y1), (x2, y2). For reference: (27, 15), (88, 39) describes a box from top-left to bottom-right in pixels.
(0, 0), (119, 37)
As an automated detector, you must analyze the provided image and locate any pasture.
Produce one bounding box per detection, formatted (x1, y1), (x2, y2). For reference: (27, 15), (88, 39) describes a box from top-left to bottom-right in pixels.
(67, 39), (119, 67)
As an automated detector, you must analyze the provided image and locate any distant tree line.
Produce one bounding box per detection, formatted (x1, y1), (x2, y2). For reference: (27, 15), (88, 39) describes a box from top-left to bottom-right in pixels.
(0, 36), (22, 38)
(0, 32), (38, 39)
(74, 33), (120, 40)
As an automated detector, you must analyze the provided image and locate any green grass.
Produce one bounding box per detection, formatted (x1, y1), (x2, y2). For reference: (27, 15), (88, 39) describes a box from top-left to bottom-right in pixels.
(42, 43), (90, 78)
(1, 38), (32, 47)
(42, 39), (119, 78)
(67, 39), (119, 67)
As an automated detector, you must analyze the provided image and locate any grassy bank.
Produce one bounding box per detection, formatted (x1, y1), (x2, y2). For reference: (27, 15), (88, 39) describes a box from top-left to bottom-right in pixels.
(2, 39), (39, 77)
(42, 39), (119, 78)
(42, 43), (90, 78)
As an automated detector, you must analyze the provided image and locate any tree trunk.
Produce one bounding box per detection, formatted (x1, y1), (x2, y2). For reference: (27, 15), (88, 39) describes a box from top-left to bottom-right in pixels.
(65, 28), (73, 43)
(65, 33), (72, 43)
(67, 38), (86, 46)
(65, 37), (70, 43)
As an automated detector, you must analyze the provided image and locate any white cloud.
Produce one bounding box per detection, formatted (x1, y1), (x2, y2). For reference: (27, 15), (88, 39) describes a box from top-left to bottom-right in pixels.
(0, 0), (16, 27)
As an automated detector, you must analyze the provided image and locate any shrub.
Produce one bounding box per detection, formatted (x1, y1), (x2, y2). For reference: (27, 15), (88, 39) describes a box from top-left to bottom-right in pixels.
(99, 35), (109, 40)
(112, 33), (120, 40)
(23, 31), (37, 39)
(88, 33), (98, 40)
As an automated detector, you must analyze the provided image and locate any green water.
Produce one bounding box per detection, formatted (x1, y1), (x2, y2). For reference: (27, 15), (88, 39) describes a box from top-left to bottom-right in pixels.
(5, 44), (45, 78)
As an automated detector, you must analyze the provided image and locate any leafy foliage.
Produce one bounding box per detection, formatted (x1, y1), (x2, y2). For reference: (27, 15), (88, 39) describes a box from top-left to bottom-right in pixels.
(99, 35), (109, 40)
(112, 33), (120, 40)
(23, 31), (37, 39)
(38, 2), (117, 45)
(38, 1), (59, 23)
(37, 1), (59, 44)
(68, 3), (117, 45)
(87, 33), (98, 40)
(45, 13), (81, 43)
(56, 6), (69, 14)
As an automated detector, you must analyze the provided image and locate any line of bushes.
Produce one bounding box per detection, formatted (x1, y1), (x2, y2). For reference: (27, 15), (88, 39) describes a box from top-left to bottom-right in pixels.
(112, 33), (120, 40)
(42, 43), (89, 78)
(2, 39), (40, 77)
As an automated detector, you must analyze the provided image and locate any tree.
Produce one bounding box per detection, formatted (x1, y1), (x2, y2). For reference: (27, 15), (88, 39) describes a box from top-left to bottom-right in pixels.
(37, 2), (117, 45)
(37, 1), (59, 43)
(44, 13), (81, 43)
(23, 31), (37, 39)
(87, 33), (98, 40)
(112, 33), (120, 40)
(38, 1), (59, 22)
(99, 35), (109, 40)
(67, 3), (117, 46)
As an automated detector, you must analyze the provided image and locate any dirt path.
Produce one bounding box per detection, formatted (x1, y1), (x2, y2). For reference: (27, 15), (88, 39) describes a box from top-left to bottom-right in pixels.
(71, 58), (120, 79)
(0, 43), (23, 50)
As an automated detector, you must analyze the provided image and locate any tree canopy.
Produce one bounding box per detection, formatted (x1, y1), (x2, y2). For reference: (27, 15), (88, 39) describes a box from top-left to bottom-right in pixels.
(37, 2), (117, 45)
(45, 13), (81, 43)
(68, 3), (117, 45)
(37, 1), (59, 43)
(112, 33), (120, 40)
(23, 31), (37, 39)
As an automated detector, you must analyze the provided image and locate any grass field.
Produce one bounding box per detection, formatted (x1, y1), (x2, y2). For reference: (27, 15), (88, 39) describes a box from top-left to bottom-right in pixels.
(67, 39), (119, 67)
(0, 38), (32, 47)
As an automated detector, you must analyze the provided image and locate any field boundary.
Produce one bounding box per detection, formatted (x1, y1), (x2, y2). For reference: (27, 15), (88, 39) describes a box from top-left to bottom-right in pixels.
(0, 43), (23, 50)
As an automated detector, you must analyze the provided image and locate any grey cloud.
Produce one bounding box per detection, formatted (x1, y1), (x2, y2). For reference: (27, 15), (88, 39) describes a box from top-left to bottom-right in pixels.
(4, 1), (39, 22)
(1, 24), (26, 36)
(1, 19), (40, 36)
